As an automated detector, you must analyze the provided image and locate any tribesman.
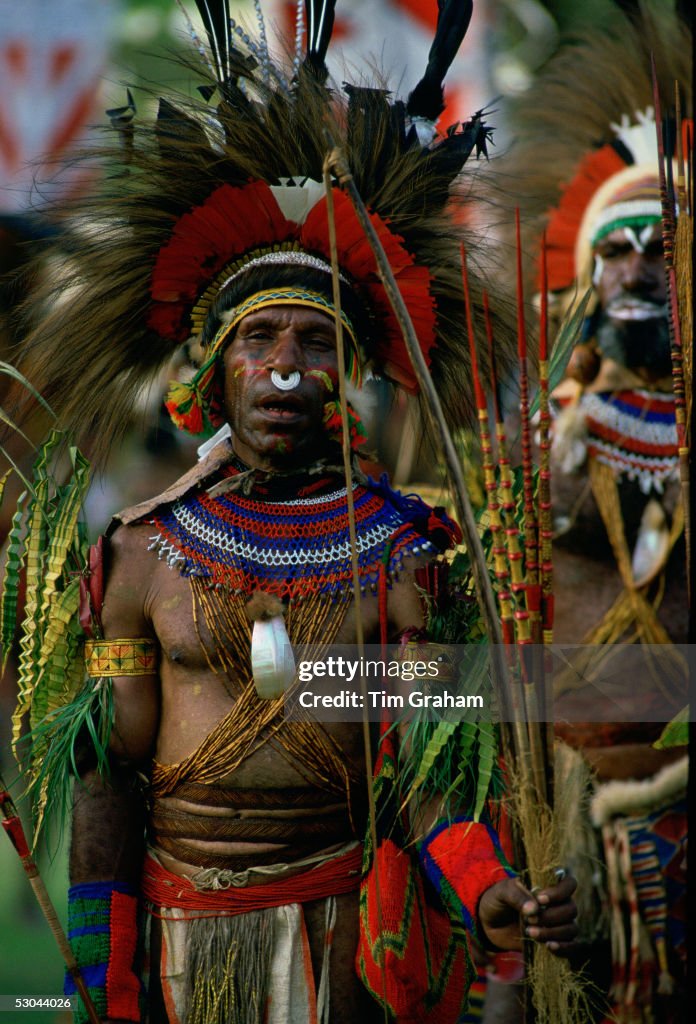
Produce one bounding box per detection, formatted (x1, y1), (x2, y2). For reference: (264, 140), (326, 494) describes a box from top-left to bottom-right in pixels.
(5, 3), (578, 1023)
(500, 3), (690, 1021)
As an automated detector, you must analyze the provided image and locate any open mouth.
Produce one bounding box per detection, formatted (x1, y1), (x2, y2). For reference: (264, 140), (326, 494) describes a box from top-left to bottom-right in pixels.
(607, 299), (666, 322)
(256, 393), (306, 419)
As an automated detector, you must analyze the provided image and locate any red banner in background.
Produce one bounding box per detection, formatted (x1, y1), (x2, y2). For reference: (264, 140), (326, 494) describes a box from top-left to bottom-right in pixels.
(0, 0), (118, 212)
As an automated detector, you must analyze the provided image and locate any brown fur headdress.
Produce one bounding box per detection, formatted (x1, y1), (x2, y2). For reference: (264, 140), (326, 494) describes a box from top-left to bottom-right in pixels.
(13, 0), (515, 458)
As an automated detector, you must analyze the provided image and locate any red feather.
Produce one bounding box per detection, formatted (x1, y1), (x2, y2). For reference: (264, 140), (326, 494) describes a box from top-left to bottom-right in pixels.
(543, 145), (625, 292)
(149, 181), (437, 392)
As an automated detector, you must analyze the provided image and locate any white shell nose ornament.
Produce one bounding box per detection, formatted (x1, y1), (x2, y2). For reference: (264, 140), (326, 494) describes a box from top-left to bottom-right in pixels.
(271, 370), (301, 391)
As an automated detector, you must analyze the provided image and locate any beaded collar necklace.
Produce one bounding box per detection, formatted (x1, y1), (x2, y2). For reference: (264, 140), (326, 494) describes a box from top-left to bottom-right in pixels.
(148, 470), (436, 599)
(583, 389), (678, 494)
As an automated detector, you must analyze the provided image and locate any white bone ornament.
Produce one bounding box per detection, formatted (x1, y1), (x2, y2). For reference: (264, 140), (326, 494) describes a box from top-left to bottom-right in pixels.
(271, 370), (301, 391)
(251, 615), (296, 699)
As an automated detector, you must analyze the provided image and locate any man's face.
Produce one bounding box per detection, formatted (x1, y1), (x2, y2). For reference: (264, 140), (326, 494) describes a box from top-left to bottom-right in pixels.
(222, 304), (339, 470)
(592, 221), (670, 378)
(593, 221), (666, 315)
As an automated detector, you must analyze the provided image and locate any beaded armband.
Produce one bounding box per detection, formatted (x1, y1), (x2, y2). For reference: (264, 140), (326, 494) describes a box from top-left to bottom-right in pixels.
(419, 818), (516, 941)
(65, 881), (142, 1023)
(85, 639), (158, 677)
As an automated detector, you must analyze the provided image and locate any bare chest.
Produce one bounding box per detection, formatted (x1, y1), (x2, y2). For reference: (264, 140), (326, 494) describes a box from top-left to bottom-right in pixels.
(144, 553), (378, 777)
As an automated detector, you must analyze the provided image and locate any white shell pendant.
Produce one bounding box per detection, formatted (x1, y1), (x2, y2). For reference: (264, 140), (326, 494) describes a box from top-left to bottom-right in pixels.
(631, 498), (669, 587)
(251, 615), (296, 699)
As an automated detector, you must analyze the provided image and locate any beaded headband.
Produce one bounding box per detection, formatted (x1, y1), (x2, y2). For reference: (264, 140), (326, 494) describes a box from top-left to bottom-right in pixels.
(207, 288), (361, 366)
(218, 251), (351, 293)
(589, 199), (662, 247)
(574, 165), (662, 292)
(166, 287), (363, 436)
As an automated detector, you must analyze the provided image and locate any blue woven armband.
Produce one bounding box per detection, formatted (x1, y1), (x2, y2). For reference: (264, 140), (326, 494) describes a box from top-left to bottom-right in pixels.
(65, 881), (142, 1023)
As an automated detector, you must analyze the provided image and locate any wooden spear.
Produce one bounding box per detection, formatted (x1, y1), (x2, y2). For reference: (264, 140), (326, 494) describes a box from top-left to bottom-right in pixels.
(0, 784), (102, 1024)
(651, 59), (691, 584)
(461, 245), (524, 776)
(514, 211), (547, 803)
(325, 145), (514, 729)
(537, 232), (556, 801)
(321, 156), (389, 1023)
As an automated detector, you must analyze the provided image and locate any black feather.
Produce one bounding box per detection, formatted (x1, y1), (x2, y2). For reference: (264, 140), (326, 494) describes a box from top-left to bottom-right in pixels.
(415, 112), (493, 209)
(303, 0), (337, 79)
(198, 42), (257, 104)
(156, 98), (211, 157)
(345, 84), (404, 194)
(105, 89), (136, 161)
(407, 0), (473, 121)
(194, 0), (233, 84)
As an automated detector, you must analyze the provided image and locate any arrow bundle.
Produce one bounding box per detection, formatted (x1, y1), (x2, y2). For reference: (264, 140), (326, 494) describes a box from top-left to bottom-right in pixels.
(461, 220), (590, 1023)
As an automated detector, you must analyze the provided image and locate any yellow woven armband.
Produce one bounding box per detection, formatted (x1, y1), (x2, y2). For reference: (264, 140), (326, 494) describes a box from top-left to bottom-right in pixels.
(85, 639), (158, 677)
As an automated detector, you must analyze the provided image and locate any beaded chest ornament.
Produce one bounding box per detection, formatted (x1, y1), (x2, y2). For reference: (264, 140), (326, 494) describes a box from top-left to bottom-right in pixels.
(148, 474), (443, 700)
(583, 389), (678, 494)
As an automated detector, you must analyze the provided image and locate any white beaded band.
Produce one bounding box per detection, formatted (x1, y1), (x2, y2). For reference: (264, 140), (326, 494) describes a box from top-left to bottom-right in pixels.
(590, 199), (662, 246)
(219, 251), (350, 293)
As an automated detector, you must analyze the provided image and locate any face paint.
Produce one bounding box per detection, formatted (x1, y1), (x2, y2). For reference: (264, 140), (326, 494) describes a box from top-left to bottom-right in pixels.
(222, 304), (341, 470)
(306, 369), (335, 392)
(592, 222), (666, 318)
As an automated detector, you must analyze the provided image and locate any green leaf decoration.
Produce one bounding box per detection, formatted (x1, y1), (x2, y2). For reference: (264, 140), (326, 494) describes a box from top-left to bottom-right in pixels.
(0, 426), (96, 846)
(654, 705), (689, 749)
(28, 677), (113, 842)
(529, 287), (593, 419)
(473, 723), (497, 823)
(397, 643), (499, 825)
(0, 445), (35, 496)
(0, 362), (56, 418)
(13, 432), (61, 749)
(29, 578), (82, 731)
(29, 448), (91, 727)
(404, 717), (459, 807)
(0, 467), (12, 503)
(0, 490), (27, 671)
(0, 408), (34, 448)
(433, 721), (478, 815)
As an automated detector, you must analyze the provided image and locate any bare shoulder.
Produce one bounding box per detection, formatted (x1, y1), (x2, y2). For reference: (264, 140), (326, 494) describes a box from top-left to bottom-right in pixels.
(107, 519), (157, 567)
(102, 521), (160, 637)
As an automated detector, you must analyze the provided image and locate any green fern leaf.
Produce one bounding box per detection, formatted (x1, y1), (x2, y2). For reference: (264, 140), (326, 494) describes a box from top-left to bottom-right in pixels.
(529, 288), (593, 418)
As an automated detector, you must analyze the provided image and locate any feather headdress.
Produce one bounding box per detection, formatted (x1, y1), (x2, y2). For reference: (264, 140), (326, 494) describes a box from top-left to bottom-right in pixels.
(12, 0), (514, 458)
(496, 0), (691, 311)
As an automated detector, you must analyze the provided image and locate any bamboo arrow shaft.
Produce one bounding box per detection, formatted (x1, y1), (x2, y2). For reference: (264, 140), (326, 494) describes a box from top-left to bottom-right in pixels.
(26, 871), (102, 1024)
(326, 146), (513, 725)
(322, 157), (389, 1023)
(1, 793), (102, 1024)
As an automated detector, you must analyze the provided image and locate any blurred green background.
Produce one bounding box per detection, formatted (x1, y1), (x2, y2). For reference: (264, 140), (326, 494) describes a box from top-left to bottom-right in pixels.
(0, 802), (70, 1023)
